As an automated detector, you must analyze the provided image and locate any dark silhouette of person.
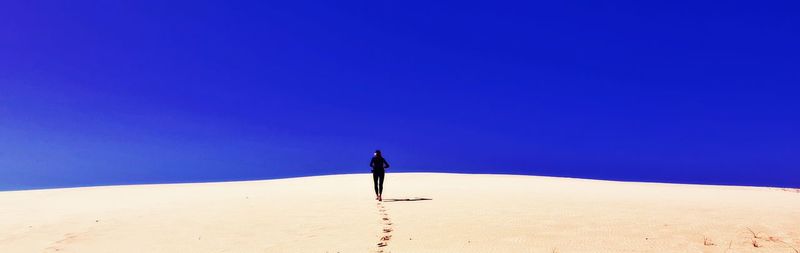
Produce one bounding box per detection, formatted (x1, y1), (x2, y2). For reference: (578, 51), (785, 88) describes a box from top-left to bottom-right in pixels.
(370, 149), (390, 201)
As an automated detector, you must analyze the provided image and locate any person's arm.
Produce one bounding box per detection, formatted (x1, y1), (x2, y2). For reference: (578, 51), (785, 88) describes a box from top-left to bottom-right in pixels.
(383, 159), (390, 169)
(370, 158), (375, 168)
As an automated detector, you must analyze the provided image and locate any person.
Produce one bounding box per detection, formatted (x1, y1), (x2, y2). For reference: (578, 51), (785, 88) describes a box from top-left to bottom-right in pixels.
(370, 149), (390, 201)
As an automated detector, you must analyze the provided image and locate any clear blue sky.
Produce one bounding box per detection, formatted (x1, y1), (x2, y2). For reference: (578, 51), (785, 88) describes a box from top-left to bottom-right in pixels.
(1, 1), (798, 190)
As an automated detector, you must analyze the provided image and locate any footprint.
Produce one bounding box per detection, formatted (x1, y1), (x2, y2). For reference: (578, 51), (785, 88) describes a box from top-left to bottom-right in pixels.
(377, 242), (388, 247)
(44, 233), (83, 252)
(381, 235), (392, 241)
(383, 228), (393, 233)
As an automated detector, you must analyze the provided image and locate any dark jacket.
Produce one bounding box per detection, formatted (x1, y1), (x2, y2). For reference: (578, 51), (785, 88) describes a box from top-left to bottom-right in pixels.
(370, 157), (389, 172)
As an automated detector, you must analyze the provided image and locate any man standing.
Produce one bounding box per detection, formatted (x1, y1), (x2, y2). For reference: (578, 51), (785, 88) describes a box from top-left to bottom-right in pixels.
(370, 150), (390, 201)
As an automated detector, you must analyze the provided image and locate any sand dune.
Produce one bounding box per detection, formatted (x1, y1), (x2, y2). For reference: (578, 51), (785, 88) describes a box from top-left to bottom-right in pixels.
(1, 173), (798, 252)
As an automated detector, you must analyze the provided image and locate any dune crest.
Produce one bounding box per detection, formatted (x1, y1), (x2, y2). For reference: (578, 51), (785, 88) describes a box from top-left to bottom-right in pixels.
(1, 173), (798, 252)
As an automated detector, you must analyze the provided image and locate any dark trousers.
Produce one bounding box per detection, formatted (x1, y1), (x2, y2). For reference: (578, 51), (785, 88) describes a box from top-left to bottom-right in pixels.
(372, 170), (385, 195)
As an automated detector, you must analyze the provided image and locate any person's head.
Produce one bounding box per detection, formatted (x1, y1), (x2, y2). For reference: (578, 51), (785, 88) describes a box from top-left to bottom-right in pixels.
(374, 150), (382, 157)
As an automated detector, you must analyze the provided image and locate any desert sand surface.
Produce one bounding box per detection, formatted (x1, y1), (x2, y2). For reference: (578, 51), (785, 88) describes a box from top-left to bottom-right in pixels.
(1, 173), (798, 253)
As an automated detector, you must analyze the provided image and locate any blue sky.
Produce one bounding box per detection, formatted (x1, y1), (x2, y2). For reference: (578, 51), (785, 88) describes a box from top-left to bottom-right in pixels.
(1, 1), (798, 190)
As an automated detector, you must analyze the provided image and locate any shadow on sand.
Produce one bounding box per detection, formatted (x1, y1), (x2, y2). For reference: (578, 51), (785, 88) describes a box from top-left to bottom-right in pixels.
(382, 197), (432, 202)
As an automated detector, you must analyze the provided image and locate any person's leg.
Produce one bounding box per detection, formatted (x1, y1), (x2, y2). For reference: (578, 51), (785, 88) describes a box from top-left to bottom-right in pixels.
(373, 172), (380, 196)
(378, 172), (385, 195)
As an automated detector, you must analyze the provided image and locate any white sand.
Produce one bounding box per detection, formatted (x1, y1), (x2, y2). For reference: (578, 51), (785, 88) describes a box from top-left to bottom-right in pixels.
(1, 173), (798, 253)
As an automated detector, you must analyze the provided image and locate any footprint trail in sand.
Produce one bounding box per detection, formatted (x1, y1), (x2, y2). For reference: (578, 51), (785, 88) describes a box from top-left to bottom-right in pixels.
(374, 202), (394, 252)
